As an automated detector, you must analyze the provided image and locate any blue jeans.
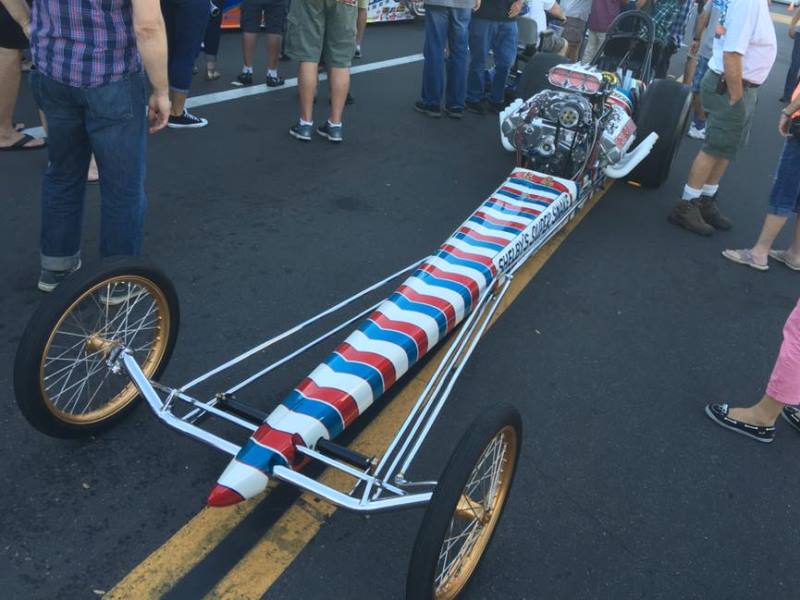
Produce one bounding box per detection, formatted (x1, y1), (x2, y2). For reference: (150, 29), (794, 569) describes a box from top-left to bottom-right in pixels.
(162, 0), (211, 93)
(466, 18), (517, 104)
(768, 137), (800, 218)
(420, 6), (471, 109)
(30, 71), (148, 271)
(784, 34), (800, 100)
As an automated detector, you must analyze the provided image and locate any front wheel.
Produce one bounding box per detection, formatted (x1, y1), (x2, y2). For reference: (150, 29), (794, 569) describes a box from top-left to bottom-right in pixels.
(406, 404), (522, 600)
(13, 257), (179, 438)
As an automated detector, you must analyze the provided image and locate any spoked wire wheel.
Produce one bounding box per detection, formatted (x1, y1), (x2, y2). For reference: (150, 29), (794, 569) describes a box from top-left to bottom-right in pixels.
(403, 0), (425, 17)
(14, 258), (179, 438)
(406, 404), (522, 600)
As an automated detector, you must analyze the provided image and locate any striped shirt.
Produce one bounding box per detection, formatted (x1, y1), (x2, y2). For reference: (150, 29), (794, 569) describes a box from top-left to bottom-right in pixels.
(30, 0), (141, 88)
(668, 0), (694, 47)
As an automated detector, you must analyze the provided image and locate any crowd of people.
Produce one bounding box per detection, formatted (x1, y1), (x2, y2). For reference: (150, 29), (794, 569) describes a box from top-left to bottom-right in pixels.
(0, 0), (798, 436)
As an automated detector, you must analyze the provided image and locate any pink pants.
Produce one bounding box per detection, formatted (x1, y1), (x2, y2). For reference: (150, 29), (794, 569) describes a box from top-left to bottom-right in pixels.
(767, 299), (800, 406)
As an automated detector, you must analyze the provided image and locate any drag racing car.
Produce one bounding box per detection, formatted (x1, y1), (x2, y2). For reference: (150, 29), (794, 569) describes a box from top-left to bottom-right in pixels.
(506, 10), (691, 189)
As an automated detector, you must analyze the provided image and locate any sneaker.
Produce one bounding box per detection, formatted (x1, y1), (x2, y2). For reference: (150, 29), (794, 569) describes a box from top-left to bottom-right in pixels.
(444, 106), (464, 119)
(465, 100), (487, 115)
(168, 110), (208, 128)
(705, 403), (775, 443)
(687, 122), (706, 140)
(266, 74), (285, 87)
(414, 100), (442, 118)
(354, 45), (362, 59)
(289, 122), (313, 141)
(38, 259), (81, 292)
(668, 199), (714, 236)
(699, 194), (733, 231)
(316, 121), (343, 143)
(235, 71), (254, 86)
(781, 406), (800, 434)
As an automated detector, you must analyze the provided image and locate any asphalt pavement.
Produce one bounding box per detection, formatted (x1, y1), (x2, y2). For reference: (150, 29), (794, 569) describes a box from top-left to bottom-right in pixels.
(2, 13), (799, 600)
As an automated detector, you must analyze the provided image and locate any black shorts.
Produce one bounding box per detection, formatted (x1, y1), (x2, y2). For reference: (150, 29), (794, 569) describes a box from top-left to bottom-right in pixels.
(0, 4), (28, 50)
(241, 0), (288, 34)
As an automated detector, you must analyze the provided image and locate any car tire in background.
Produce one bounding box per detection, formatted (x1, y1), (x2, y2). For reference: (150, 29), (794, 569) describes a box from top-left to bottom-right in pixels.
(515, 52), (566, 100)
(628, 78), (691, 188)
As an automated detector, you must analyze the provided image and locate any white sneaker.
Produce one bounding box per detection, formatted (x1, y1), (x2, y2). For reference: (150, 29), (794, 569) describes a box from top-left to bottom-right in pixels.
(688, 123), (706, 140)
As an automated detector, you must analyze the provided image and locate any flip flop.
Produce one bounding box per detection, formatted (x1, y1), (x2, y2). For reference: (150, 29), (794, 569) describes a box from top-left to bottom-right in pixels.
(721, 248), (769, 271)
(0, 133), (46, 151)
(14, 122), (25, 131)
(769, 250), (800, 271)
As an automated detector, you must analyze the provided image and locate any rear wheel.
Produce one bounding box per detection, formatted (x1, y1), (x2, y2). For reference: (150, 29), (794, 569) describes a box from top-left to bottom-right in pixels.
(13, 257), (179, 438)
(628, 78), (691, 188)
(515, 52), (565, 100)
(406, 404), (522, 600)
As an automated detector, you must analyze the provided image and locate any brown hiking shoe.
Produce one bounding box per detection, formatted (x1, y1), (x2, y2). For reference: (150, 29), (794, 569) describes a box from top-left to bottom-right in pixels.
(699, 194), (733, 231)
(668, 199), (714, 236)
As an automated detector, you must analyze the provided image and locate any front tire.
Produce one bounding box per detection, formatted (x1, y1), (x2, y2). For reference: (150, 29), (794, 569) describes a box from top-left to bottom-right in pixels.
(406, 404), (522, 600)
(13, 257), (179, 438)
(628, 78), (691, 188)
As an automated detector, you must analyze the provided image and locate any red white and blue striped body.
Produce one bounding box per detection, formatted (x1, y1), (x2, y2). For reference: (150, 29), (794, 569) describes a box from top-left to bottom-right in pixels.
(208, 168), (578, 506)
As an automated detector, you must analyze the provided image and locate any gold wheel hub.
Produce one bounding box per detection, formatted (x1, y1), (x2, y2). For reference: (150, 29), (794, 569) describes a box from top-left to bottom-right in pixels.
(84, 334), (118, 356)
(454, 495), (491, 525)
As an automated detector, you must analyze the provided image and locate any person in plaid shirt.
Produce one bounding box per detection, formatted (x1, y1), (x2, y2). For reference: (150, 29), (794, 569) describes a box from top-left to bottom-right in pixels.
(1, 0), (172, 291)
(653, 0), (693, 78)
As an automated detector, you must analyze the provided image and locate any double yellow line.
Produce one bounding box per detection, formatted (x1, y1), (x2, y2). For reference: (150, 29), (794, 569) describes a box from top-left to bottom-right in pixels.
(107, 181), (613, 599)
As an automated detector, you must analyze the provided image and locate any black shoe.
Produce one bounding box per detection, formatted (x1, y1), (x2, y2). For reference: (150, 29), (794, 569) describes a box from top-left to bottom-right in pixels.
(444, 106), (464, 119)
(699, 194), (733, 231)
(266, 74), (285, 87)
(465, 100), (487, 115)
(668, 199), (714, 236)
(705, 403), (775, 443)
(488, 101), (505, 114)
(167, 110), (208, 128)
(235, 72), (254, 86)
(414, 100), (442, 118)
(38, 260), (81, 292)
(780, 96), (790, 103)
(781, 406), (800, 434)
(289, 122), (314, 142)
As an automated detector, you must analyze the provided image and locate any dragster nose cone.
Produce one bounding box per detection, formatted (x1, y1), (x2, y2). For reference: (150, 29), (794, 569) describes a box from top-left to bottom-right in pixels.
(207, 484), (245, 507)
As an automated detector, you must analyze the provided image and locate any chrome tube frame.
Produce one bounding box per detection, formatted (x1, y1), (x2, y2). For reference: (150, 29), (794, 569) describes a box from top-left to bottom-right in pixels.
(113, 195), (584, 514)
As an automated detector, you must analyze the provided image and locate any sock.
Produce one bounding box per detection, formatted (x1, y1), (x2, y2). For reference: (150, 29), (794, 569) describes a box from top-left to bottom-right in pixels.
(267, 69), (278, 78)
(328, 120), (342, 127)
(702, 184), (719, 197)
(242, 65), (253, 74)
(682, 185), (702, 202)
(356, 44), (361, 52)
(300, 118), (313, 126)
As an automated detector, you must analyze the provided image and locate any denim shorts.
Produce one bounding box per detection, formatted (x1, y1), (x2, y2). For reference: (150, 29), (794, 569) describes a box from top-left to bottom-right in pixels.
(768, 137), (800, 217)
(691, 55), (709, 94)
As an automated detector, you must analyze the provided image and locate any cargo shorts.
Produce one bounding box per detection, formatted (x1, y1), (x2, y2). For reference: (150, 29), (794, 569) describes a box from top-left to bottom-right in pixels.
(286, 0), (357, 68)
(700, 69), (758, 161)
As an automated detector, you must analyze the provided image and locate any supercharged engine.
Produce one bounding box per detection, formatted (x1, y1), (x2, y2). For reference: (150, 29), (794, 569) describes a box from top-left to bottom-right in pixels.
(501, 90), (595, 180)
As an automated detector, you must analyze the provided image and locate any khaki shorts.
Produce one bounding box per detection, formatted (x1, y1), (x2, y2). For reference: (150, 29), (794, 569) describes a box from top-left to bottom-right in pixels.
(562, 17), (585, 46)
(286, 0), (357, 68)
(358, 0), (368, 9)
(539, 30), (566, 54)
(700, 69), (758, 161)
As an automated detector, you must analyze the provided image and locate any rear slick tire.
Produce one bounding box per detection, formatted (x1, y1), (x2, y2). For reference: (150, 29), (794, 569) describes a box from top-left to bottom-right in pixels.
(406, 403), (522, 600)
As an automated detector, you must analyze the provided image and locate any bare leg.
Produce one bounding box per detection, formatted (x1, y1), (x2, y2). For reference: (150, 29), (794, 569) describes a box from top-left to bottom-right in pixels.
(242, 32), (257, 68)
(170, 91), (187, 116)
(266, 33), (281, 71)
(728, 394), (785, 427)
(297, 61), (319, 122)
(790, 216), (800, 257)
(565, 43), (578, 62)
(328, 66), (350, 124)
(687, 150), (729, 189)
(748, 214), (789, 261)
(0, 48), (43, 148)
(356, 8), (367, 46)
(691, 92), (705, 123)
(683, 55), (697, 89)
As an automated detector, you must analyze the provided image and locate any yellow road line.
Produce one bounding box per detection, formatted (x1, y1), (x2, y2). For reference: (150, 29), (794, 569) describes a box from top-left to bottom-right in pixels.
(202, 180), (615, 600)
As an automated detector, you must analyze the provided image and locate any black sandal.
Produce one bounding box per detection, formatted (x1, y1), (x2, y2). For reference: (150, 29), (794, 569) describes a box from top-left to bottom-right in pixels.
(0, 133), (46, 152)
(781, 407), (800, 434)
(705, 403), (775, 443)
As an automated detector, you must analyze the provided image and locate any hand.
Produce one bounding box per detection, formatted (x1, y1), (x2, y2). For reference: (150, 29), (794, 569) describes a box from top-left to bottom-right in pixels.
(779, 111), (792, 137)
(148, 92), (170, 133)
(508, 0), (523, 17)
(473, 0), (481, 10)
(728, 93), (742, 106)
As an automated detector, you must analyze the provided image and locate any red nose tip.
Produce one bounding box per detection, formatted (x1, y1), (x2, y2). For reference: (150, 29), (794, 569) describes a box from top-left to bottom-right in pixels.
(207, 484), (245, 507)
